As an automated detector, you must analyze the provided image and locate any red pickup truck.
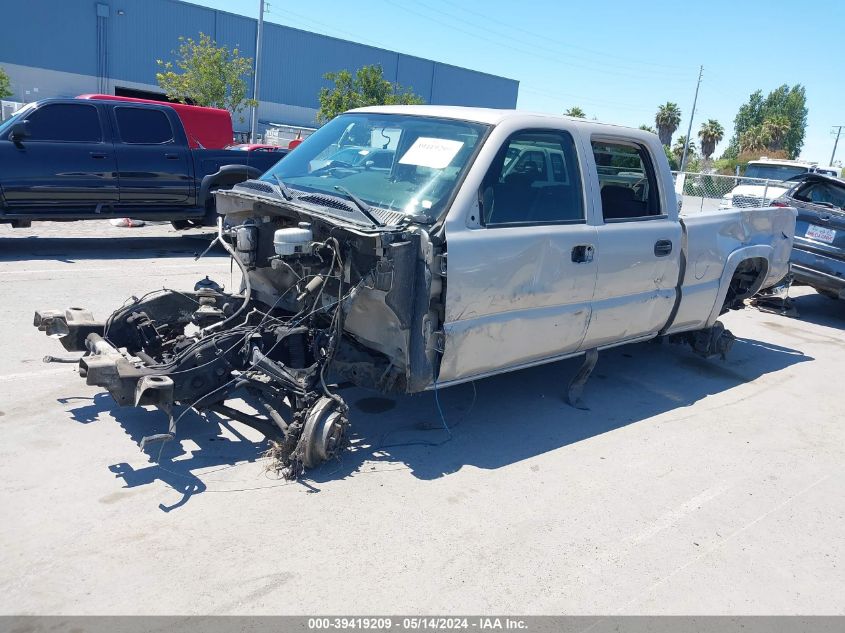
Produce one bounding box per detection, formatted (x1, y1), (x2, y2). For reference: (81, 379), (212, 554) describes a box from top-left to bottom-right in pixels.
(77, 94), (234, 150)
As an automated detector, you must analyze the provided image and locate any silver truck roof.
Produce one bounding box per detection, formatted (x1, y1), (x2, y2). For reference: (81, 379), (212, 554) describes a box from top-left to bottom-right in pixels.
(348, 105), (647, 135)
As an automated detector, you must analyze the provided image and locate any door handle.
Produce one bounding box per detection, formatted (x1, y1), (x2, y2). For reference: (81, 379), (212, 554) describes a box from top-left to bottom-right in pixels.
(571, 244), (594, 263)
(89, 152), (108, 159)
(654, 239), (673, 257)
(164, 153), (180, 160)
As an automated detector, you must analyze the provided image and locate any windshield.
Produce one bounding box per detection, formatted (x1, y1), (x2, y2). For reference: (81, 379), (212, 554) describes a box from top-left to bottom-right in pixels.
(0, 102), (36, 137)
(744, 163), (809, 181)
(261, 113), (489, 220)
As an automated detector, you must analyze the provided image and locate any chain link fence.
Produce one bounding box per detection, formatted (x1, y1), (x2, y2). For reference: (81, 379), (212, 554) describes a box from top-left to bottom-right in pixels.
(262, 123), (316, 147)
(673, 171), (792, 214)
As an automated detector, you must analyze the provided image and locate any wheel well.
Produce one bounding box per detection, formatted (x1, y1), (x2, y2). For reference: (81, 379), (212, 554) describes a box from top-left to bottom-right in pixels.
(204, 175), (245, 205)
(200, 166), (262, 207)
(722, 257), (769, 312)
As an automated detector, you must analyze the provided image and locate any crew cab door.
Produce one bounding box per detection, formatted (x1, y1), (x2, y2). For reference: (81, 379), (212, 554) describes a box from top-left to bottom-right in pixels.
(439, 129), (598, 382)
(578, 138), (682, 349)
(1, 101), (117, 210)
(109, 106), (191, 205)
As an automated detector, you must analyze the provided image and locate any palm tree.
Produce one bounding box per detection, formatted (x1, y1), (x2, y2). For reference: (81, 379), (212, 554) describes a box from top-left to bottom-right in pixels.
(655, 102), (682, 147)
(762, 115), (791, 151)
(672, 135), (696, 164)
(639, 124), (657, 134)
(739, 127), (766, 153)
(697, 119), (724, 160)
(564, 106), (586, 118)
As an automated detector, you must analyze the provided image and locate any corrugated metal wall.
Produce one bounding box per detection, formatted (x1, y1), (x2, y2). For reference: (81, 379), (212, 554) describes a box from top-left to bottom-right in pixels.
(0, 0), (518, 115)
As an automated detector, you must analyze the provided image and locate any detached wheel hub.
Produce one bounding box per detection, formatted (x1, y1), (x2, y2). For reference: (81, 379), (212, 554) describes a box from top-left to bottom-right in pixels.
(299, 396), (348, 469)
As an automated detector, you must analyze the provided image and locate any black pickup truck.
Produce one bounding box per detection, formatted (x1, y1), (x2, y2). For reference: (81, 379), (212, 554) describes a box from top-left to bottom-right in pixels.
(0, 98), (286, 228)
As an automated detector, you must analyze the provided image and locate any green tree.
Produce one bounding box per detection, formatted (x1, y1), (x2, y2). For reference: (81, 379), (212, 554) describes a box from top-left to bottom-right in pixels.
(739, 127), (767, 153)
(723, 85), (807, 159)
(564, 106), (586, 118)
(156, 33), (257, 121)
(639, 124), (657, 134)
(316, 65), (424, 124)
(0, 67), (12, 99)
(655, 102), (682, 147)
(724, 89), (764, 159)
(663, 144), (679, 170)
(672, 134), (697, 165)
(762, 115), (791, 152)
(697, 119), (725, 160)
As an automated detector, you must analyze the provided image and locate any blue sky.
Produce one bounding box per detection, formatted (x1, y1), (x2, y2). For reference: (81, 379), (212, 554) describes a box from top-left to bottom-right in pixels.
(193, 0), (844, 164)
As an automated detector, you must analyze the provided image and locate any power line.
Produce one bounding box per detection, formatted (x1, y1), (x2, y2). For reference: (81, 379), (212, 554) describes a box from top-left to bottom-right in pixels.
(266, 7), (395, 51)
(384, 0), (690, 83)
(251, 2), (691, 124)
(420, 0), (691, 74)
(520, 86), (656, 114)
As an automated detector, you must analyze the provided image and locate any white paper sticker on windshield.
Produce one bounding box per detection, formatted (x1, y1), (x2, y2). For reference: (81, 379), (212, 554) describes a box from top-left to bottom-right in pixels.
(398, 137), (464, 169)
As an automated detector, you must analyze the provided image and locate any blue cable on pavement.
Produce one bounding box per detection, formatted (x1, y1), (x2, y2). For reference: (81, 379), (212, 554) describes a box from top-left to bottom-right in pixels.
(433, 377), (452, 439)
(377, 378), (476, 450)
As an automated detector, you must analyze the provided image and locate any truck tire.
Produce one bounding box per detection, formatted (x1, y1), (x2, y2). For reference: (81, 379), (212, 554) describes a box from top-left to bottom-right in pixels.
(170, 187), (221, 230)
(202, 186), (221, 226)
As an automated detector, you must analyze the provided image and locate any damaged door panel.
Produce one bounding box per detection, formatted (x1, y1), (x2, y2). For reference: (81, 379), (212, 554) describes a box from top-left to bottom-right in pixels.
(35, 107), (796, 477)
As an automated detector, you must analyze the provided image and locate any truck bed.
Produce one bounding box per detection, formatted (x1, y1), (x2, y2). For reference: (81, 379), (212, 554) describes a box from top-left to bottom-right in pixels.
(668, 205), (796, 334)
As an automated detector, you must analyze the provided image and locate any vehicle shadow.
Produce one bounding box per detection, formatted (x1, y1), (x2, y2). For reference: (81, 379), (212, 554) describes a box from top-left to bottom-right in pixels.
(62, 394), (271, 512)
(0, 233), (220, 263)
(61, 334), (811, 509)
(788, 290), (845, 330)
(324, 335), (812, 481)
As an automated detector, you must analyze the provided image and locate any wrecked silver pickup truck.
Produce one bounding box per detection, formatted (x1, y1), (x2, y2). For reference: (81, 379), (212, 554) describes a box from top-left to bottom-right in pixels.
(35, 106), (796, 476)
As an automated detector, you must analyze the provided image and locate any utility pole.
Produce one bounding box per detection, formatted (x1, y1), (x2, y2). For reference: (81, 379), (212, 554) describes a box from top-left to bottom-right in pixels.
(249, 0), (266, 143)
(679, 65), (703, 174)
(830, 126), (843, 166)
(679, 66), (703, 173)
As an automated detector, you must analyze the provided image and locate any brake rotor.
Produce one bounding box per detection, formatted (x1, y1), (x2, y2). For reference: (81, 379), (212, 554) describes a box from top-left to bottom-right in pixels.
(298, 396), (349, 469)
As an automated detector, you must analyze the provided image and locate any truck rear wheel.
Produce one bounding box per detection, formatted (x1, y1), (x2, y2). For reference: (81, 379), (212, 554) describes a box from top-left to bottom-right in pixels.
(171, 189), (220, 230)
(202, 186), (220, 226)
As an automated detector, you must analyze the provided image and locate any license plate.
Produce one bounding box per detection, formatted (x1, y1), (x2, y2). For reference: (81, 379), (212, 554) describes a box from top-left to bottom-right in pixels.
(805, 224), (836, 244)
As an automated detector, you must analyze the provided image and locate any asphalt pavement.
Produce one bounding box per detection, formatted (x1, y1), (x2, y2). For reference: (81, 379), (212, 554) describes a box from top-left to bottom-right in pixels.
(1, 221), (843, 615)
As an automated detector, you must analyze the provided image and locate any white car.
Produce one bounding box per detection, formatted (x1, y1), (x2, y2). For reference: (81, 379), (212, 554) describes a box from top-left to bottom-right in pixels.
(721, 158), (825, 208)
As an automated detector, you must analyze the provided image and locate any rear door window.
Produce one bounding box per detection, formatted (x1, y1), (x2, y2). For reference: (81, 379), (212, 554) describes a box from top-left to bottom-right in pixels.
(25, 103), (102, 142)
(592, 140), (662, 220)
(115, 107), (174, 144)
